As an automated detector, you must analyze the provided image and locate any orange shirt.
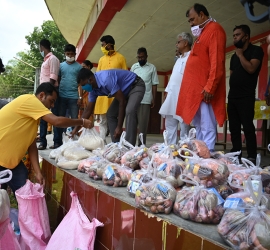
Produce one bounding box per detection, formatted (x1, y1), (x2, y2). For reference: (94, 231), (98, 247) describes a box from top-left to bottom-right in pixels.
(176, 21), (227, 127)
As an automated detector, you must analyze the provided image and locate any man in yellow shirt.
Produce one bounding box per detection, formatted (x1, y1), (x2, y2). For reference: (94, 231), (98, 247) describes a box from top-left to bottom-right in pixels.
(95, 35), (128, 141)
(0, 82), (91, 193)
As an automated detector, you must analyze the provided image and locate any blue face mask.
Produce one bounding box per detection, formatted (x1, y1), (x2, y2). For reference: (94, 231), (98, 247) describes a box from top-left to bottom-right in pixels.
(40, 51), (45, 57)
(82, 81), (93, 92)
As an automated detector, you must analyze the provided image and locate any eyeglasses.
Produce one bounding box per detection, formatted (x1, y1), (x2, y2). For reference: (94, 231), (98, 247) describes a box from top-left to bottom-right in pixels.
(176, 40), (185, 44)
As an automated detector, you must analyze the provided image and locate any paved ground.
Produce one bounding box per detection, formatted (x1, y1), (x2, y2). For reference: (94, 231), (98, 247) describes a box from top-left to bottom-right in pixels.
(38, 133), (270, 166)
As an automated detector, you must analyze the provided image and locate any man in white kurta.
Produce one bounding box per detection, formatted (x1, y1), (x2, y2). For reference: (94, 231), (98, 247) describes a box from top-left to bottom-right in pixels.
(159, 32), (193, 145)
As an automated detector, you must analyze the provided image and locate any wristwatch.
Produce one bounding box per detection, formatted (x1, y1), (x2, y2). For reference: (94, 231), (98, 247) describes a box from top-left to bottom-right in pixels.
(79, 96), (82, 100)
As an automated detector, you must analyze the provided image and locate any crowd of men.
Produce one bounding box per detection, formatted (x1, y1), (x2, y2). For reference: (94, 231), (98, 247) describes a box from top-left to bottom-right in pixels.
(0, 2), (269, 192)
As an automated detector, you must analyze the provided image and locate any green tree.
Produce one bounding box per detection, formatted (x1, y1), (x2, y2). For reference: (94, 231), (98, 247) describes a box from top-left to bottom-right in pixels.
(0, 20), (67, 98)
(25, 20), (67, 63)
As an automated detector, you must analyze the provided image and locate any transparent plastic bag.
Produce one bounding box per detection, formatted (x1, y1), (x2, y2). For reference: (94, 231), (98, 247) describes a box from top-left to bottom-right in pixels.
(218, 178), (270, 250)
(121, 147), (148, 170)
(127, 158), (153, 197)
(178, 128), (210, 159)
(102, 164), (132, 187)
(180, 148), (229, 187)
(135, 172), (177, 215)
(57, 156), (80, 170)
(155, 158), (184, 188)
(211, 151), (241, 165)
(49, 138), (76, 160)
(77, 156), (102, 173)
(87, 159), (109, 180)
(103, 132), (133, 163)
(63, 146), (94, 161)
(173, 175), (225, 224)
(78, 128), (104, 150)
(228, 157), (262, 191)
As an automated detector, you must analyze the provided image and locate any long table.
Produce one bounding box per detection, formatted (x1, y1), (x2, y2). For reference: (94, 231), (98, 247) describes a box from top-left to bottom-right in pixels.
(39, 150), (231, 250)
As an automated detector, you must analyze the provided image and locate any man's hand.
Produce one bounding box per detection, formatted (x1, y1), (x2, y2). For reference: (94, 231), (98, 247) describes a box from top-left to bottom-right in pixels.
(35, 172), (45, 186)
(151, 99), (155, 108)
(83, 119), (93, 129)
(114, 126), (122, 140)
(202, 90), (213, 103)
(235, 48), (244, 57)
(77, 99), (82, 106)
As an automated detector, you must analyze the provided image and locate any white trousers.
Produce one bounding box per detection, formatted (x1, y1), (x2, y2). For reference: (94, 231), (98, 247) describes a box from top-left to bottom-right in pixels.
(165, 115), (190, 145)
(192, 102), (217, 151)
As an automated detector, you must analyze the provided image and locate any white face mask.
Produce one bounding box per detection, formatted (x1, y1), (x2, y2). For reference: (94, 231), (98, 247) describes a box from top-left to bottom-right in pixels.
(66, 56), (75, 62)
(191, 17), (213, 37)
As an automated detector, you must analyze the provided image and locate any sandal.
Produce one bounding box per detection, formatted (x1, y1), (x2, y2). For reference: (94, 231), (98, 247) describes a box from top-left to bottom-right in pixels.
(37, 144), (46, 150)
(49, 144), (61, 149)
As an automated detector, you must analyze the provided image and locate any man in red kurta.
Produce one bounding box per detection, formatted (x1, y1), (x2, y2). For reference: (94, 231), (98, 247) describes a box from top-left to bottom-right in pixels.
(176, 3), (226, 151)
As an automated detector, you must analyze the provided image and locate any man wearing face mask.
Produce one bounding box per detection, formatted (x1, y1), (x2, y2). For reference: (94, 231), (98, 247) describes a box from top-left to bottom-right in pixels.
(38, 39), (61, 150)
(94, 35), (128, 142)
(130, 47), (159, 146)
(176, 3), (226, 152)
(57, 44), (82, 148)
(228, 25), (264, 163)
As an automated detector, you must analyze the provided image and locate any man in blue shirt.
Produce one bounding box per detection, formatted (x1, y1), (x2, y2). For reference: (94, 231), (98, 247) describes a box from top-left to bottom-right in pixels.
(57, 44), (82, 148)
(73, 68), (145, 145)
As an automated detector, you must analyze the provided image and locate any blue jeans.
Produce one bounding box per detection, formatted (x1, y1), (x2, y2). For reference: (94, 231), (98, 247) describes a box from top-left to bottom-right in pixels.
(39, 97), (62, 147)
(0, 161), (28, 194)
(59, 97), (79, 134)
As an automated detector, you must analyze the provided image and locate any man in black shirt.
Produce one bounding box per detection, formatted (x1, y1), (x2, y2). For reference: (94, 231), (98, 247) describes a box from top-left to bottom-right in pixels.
(228, 24), (264, 162)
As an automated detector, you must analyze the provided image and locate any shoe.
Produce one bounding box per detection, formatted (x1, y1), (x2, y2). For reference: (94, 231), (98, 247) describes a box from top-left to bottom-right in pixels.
(49, 144), (61, 149)
(37, 144), (46, 150)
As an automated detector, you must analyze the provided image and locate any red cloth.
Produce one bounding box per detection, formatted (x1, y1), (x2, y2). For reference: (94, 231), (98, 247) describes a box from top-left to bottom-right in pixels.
(176, 21), (227, 127)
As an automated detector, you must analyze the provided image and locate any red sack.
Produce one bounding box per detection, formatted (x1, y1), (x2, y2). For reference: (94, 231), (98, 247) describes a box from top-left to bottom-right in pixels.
(46, 192), (103, 250)
(15, 180), (51, 250)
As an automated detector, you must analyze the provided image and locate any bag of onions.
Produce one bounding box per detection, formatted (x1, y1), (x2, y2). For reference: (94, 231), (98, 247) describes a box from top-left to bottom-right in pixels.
(102, 164), (132, 187)
(173, 174), (225, 224)
(180, 148), (229, 188)
(103, 132), (133, 164)
(210, 151), (241, 165)
(135, 174), (177, 215)
(218, 178), (270, 250)
(178, 128), (210, 159)
(77, 156), (102, 173)
(87, 158), (109, 180)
